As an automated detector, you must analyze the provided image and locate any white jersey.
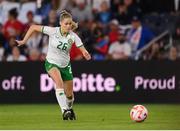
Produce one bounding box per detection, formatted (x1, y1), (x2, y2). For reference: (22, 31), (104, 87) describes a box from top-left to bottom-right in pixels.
(41, 26), (83, 68)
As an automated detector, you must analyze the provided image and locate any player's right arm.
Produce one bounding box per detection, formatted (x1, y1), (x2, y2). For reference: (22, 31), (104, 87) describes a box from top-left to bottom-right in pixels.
(15, 25), (42, 46)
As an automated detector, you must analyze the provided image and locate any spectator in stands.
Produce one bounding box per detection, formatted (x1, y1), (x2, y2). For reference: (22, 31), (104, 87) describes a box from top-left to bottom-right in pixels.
(93, 34), (109, 60)
(127, 15), (154, 59)
(168, 46), (178, 61)
(43, 9), (58, 27)
(6, 46), (27, 61)
(95, 1), (112, 25)
(90, 24), (109, 60)
(3, 8), (24, 39)
(108, 19), (119, 44)
(107, 31), (131, 60)
(71, 0), (93, 22)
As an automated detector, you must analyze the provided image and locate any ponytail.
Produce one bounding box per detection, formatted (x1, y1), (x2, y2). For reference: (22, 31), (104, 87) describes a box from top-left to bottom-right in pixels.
(71, 21), (78, 31)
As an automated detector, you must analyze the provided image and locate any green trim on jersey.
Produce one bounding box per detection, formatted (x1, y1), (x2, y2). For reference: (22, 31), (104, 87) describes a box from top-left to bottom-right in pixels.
(41, 26), (44, 33)
(59, 27), (69, 37)
(44, 60), (73, 81)
(77, 44), (84, 48)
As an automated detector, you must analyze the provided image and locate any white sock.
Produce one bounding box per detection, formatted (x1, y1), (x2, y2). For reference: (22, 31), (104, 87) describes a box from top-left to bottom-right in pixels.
(66, 96), (74, 109)
(55, 88), (68, 114)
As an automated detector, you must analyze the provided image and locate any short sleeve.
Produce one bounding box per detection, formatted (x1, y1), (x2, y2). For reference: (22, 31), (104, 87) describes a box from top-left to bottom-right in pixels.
(41, 26), (56, 36)
(72, 32), (83, 48)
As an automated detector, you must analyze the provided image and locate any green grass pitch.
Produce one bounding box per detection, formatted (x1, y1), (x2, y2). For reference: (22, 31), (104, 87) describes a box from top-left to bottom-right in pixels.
(0, 104), (179, 130)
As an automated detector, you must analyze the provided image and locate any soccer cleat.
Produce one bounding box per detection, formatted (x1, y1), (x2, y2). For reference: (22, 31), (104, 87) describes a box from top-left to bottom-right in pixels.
(62, 110), (71, 120)
(69, 109), (76, 120)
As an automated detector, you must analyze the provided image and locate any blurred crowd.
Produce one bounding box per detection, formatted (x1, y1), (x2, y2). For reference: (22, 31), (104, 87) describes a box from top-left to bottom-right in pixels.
(0, 0), (179, 62)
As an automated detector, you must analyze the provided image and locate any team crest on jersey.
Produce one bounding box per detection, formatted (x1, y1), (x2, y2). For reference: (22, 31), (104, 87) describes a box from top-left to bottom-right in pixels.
(68, 39), (73, 44)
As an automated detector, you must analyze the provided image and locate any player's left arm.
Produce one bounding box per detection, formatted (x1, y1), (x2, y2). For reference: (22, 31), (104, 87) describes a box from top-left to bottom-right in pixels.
(78, 45), (91, 60)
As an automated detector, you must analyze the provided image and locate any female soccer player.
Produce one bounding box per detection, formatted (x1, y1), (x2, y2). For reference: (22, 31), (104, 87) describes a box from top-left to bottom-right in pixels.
(15, 10), (91, 120)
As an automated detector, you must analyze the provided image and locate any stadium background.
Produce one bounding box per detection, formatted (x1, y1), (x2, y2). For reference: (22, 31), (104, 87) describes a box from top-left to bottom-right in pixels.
(0, 0), (180, 130)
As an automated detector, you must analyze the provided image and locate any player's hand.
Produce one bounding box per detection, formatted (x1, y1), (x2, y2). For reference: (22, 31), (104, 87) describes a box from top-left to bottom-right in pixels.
(82, 50), (91, 60)
(15, 40), (26, 46)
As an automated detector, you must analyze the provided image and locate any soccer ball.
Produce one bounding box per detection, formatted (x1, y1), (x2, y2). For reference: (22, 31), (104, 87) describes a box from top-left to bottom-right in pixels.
(130, 105), (148, 122)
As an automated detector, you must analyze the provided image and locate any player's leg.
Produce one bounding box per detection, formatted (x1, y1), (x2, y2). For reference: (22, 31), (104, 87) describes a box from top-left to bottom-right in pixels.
(45, 60), (70, 120)
(60, 63), (76, 120)
(64, 80), (74, 109)
(64, 80), (76, 120)
(60, 63), (74, 110)
(47, 67), (71, 120)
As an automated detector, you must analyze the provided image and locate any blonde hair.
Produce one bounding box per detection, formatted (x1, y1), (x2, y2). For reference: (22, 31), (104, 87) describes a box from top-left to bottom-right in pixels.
(60, 10), (78, 31)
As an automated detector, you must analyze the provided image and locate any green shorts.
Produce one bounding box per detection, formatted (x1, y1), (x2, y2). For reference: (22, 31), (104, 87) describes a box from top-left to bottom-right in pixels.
(45, 60), (73, 81)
